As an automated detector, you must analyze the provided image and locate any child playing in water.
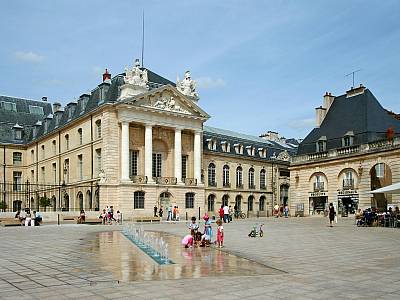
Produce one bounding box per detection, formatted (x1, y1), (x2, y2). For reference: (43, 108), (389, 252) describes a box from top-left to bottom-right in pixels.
(216, 219), (224, 248)
(182, 232), (195, 248)
(194, 232), (211, 247)
(188, 216), (199, 234)
(203, 215), (213, 240)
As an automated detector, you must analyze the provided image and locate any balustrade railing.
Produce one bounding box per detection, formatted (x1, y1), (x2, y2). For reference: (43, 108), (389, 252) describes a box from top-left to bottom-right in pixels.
(249, 184), (256, 189)
(307, 151), (327, 161)
(208, 182), (217, 187)
(343, 179), (354, 188)
(260, 184), (266, 190)
(223, 182), (231, 188)
(131, 175), (148, 184)
(236, 183), (243, 189)
(337, 145), (360, 156)
(182, 178), (197, 186)
(155, 177), (177, 185)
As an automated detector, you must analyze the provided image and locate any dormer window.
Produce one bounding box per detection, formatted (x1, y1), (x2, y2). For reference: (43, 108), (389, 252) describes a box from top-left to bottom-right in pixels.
(342, 131), (354, 147)
(1, 101), (17, 111)
(68, 107), (72, 119)
(246, 146), (255, 156)
(206, 139), (216, 150)
(221, 141), (230, 152)
(316, 136), (327, 152)
(13, 123), (23, 140)
(28, 105), (44, 115)
(234, 143), (243, 154)
(258, 148), (266, 158)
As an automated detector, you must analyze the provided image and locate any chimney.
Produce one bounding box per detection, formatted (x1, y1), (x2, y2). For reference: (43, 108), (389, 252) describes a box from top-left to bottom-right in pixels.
(323, 92), (335, 111)
(103, 69), (111, 82)
(42, 97), (47, 102)
(387, 126), (394, 138)
(280, 137), (286, 143)
(53, 102), (61, 113)
(346, 84), (366, 97)
(315, 106), (327, 128)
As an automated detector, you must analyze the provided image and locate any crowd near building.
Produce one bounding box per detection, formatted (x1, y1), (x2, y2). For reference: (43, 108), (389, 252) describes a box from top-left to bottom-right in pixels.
(1, 60), (399, 219)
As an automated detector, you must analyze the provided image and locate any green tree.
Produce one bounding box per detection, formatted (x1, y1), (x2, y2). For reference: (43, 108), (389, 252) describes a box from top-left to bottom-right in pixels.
(39, 195), (51, 212)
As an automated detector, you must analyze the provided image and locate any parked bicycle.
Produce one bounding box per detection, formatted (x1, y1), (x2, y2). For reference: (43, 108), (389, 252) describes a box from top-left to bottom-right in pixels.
(238, 211), (246, 219)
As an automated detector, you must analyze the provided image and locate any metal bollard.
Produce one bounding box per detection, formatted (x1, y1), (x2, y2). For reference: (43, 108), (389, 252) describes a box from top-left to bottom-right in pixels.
(58, 213), (60, 225)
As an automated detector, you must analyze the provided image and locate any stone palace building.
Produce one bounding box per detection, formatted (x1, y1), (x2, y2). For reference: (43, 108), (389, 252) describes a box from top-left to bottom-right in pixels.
(0, 60), (297, 218)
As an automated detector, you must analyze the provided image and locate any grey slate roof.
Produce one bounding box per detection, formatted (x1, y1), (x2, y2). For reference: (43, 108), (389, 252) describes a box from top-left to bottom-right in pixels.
(203, 125), (297, 161)
(297, 88), (400, 155)
(1, 68), (176, 145)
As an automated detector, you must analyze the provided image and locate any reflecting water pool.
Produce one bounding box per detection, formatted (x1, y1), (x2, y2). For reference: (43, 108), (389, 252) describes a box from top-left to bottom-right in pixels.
(83, 231), (279, 282)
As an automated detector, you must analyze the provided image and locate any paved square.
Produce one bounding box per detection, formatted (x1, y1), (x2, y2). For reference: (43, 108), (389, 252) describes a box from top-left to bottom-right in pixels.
(0, 217), (399, 299)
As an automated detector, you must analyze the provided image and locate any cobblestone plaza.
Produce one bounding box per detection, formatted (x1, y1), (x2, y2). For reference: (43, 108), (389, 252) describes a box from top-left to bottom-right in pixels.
(0, 217), (399, 299)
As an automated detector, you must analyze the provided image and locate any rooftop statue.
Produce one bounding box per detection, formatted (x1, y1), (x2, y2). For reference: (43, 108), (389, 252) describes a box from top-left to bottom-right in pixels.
(124, 59), (148, 87)
(177, 70), (198, 97)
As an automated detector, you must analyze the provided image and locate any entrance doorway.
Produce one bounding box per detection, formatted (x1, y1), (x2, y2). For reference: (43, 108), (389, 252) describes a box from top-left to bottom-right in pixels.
(280, 185), (289, 206)
(160, 192), (170, 210)
(309, 196), (327, 215)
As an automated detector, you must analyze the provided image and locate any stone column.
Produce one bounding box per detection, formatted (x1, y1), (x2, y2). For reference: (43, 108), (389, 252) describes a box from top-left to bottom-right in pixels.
(194, 130), (202, 184)
(145, 124), (154, 183)
(120, 121), (130, 182)
(175, 128), (183, 184)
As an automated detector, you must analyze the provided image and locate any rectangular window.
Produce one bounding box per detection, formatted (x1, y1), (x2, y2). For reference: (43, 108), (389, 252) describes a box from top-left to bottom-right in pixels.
(14, 129), (22, 140)
(28, 105), (44, 115)
(376, 163), (384, 178)
(31, 170), (34, 183)
(182, 155), (187, 179)
(96, 149), (102, 176)
(129, 150), (138, 177)
(152, 153), (162, 178)
(78, 129), (82, 145)
(52, 163), (57, 184)
(185, 193), (194, 209)
(13, 152), (22, 165)
(13, 172), (22, 191)
(97, 121), (102, 139)
(134, 191), (145, 209)
(41, 167), (45, 185)
(41, 145), (45, 160)
(65, 159), (69, 183)
(31, 150), (35, 163)
(53, 141), (57, 155)
(65, 135), (69, 150)
(1, 101), (17, 111)
(78, 155), (83, 181)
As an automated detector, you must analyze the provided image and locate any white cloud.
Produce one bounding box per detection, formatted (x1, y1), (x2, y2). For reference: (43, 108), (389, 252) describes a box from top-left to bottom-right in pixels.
(13, 51), (45, 63)
(42, 79), (69, 86)
(286, 118), (315, 129)
(196, 77), (226, 89)
(92, 67), (104, 76)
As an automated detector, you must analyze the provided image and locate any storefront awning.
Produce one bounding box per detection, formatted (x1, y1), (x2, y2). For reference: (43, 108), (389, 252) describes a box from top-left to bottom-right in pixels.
(366, 182), (400, 194)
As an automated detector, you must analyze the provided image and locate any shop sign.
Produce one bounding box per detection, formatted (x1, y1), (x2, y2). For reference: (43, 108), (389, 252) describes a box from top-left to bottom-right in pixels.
(309, 191), (326, 197)
(337, 189), (358, 195)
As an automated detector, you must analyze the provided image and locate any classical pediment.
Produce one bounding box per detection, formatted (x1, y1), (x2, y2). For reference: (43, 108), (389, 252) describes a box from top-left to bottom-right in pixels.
(118, 85), (210, 118)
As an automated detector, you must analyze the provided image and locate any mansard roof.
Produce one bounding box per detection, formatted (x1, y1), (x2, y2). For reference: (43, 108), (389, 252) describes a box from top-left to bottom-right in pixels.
(297, 88), (400, 155)
(0, 67), (180, 145)
(203, 125), (297, 162)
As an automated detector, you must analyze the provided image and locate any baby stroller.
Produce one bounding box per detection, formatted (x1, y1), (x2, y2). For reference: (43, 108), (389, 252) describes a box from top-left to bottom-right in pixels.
(357, 211), (373, 227)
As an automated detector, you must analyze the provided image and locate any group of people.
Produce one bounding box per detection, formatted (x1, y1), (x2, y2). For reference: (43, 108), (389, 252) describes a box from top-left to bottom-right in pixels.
(274, 204), (290, 218)
(219, 205), (232, 223)
(167, 205), (180, 221)
(100, 206), (121, 225)
(153, 205), (163, 217)
(182, 215), (225, 248)
(356, 206), (399, 226)
(15, 210), (42, 226)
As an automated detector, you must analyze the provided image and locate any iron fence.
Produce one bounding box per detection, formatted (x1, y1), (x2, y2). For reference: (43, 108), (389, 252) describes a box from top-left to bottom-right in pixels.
(0, 181), (100, 212)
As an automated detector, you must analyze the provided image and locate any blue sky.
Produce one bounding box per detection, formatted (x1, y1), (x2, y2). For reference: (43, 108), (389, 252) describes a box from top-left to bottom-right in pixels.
(1, 1), (400, 140)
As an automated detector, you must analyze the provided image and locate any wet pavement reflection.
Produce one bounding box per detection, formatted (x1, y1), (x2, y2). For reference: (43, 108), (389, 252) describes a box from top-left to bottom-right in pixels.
(83, 231), (279, 282)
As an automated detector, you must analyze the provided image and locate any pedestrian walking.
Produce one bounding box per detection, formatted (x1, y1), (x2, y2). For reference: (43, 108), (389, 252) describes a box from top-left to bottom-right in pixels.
(328, 203), (336, 227)
(154, 205), (158, 217)
(167, 205), (172, 221)
(285, 205), (289, 218)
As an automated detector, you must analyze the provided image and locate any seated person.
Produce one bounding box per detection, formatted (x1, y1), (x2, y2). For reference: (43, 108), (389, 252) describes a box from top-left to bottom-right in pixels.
(32, 211), (42, 226)
(194, 232), (211, 247)
(15, 210), (25, 226)
(182, 232), (194, 248)
(78, 210), (85, 224)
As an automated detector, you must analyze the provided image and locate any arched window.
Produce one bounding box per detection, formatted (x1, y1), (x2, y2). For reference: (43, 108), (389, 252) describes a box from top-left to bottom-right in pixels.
(208, 163), (216, 186)
(259, 196), (265, 211)
(248, 196), (254, 211)
(222, 195), (229, 206)
(249, 168), (255, 189)
(207, 194), (215, 212)
(65, 134), (69, 150)
(134, 191), (145, 209)
(236, 166), (243, 188)
(185, 193), (195, 209)
(260, 169), (266, 189)
(235, 195), (242, 211)
(223, 165), (230, 187)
